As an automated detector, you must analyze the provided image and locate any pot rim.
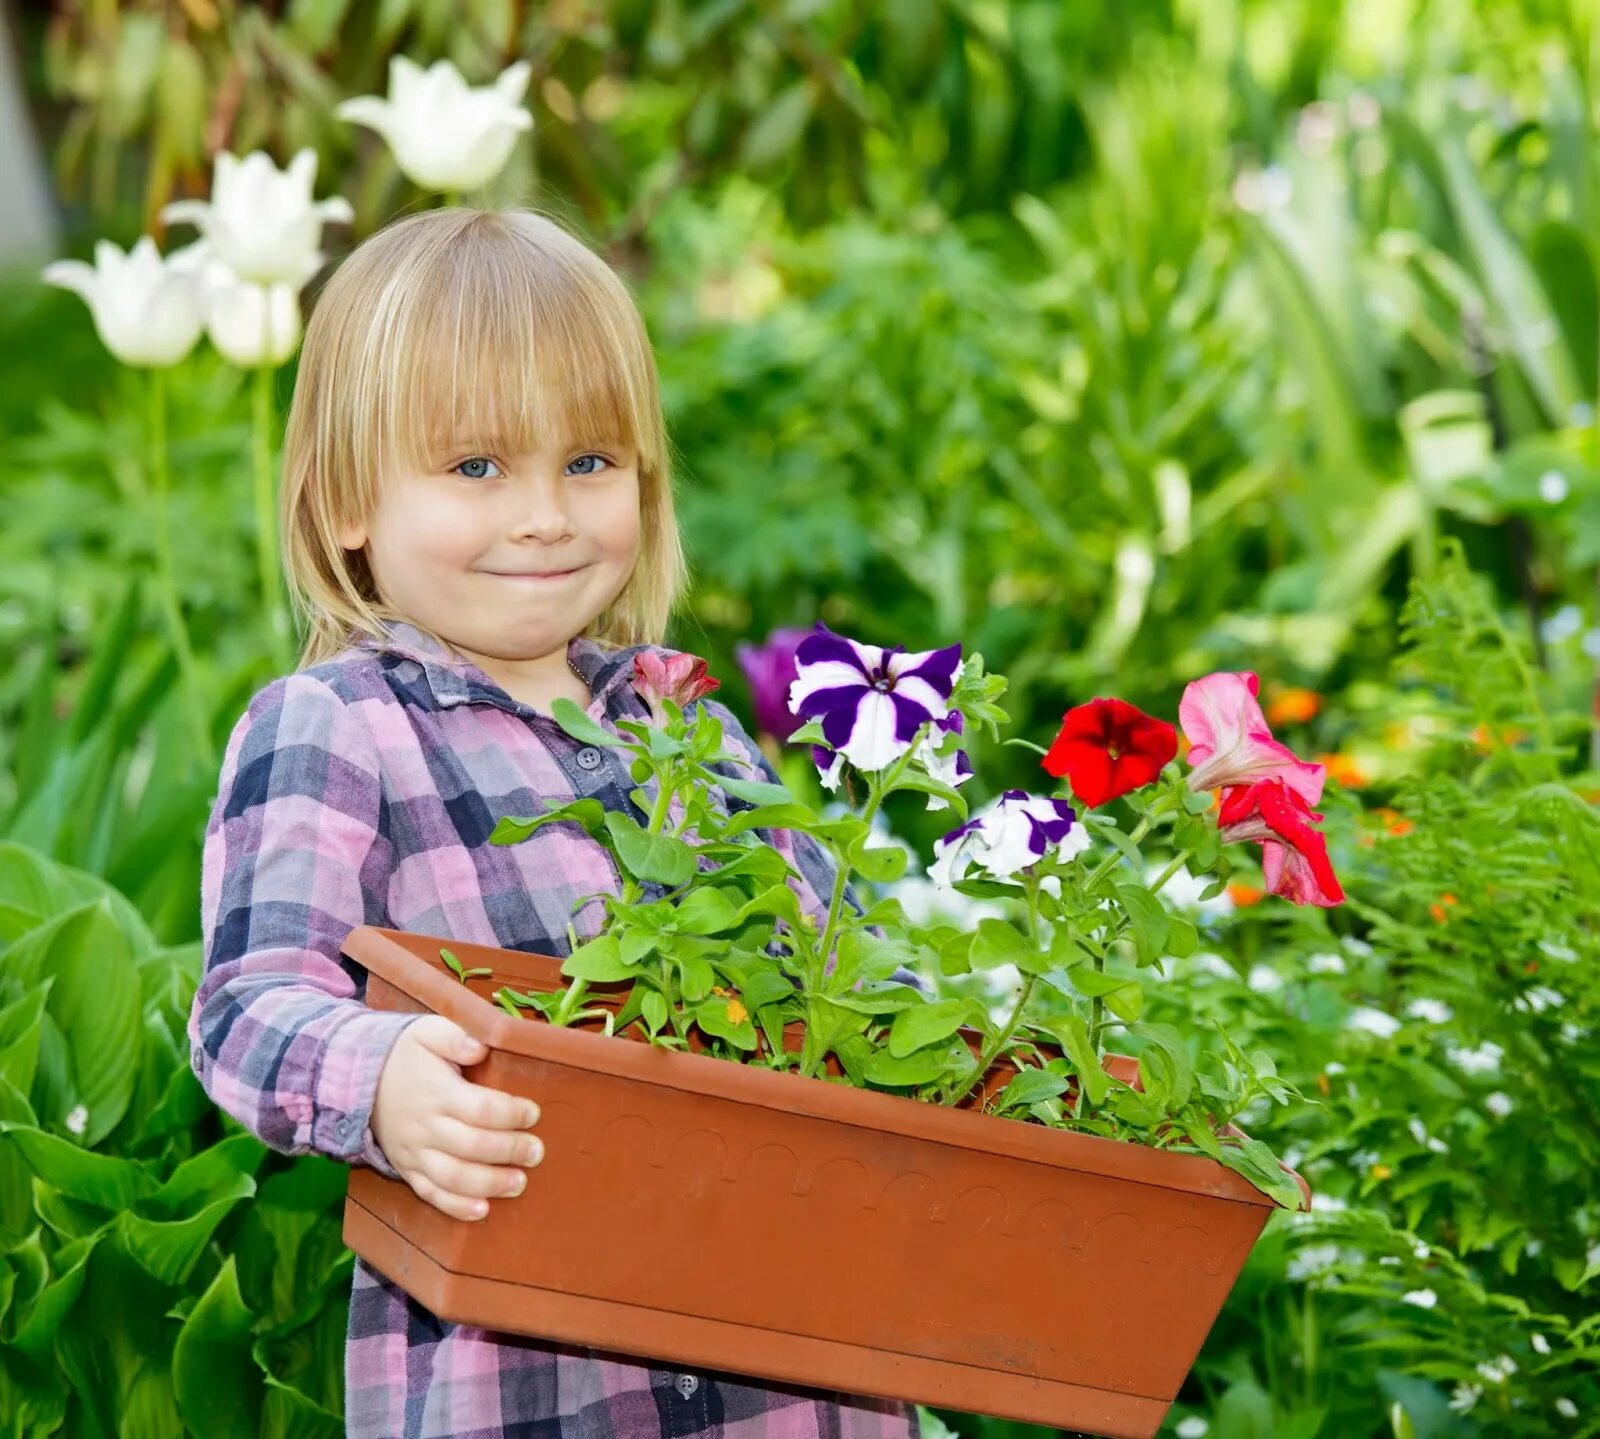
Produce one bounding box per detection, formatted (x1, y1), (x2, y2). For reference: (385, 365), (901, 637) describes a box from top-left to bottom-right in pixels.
(346, 925), (1307, 1209)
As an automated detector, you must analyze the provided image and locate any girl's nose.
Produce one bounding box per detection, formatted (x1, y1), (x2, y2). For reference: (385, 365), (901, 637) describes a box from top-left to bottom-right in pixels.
(507, 478), (577, 541)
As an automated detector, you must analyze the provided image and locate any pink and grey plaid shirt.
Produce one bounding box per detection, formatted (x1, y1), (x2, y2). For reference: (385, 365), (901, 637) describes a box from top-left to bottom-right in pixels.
(192, 619), (921, 1439)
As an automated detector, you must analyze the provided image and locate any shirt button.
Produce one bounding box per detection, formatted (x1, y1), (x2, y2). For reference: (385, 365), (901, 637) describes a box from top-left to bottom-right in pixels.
(674, 1374), (699, 1399)
(575, 746), (603, 771)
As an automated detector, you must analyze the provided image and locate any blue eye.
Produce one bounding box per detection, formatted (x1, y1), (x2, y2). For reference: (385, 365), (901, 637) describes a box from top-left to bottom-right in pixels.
(454, 456), (502, 480)
(567, 453), (611, 476)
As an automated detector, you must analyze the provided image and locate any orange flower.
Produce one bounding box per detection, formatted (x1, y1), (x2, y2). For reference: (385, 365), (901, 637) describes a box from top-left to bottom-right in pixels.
(1580, 788), (1600, 805)
(1524, 960), (1539, 975)
(1371, 1163), (1392, 1180)
(1371, 806), (1414, 838)
(1316, 1072), (1331, 1096)
(1429, 892), (1459, 924)
(1315, 752), (1370, 788)
(726, 999), (749, 1025)
(1227, 882), (1266, 907)
(1472, 723), (1529, 753)
(1266, 687), (1322, 726)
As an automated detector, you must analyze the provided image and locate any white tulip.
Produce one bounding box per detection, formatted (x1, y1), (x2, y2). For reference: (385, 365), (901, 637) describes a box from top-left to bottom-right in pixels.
(199, 261), (302, 367)
(337, 56), (533, 193)
(42, 236), (206, 367)
(161, 148), (353, 286)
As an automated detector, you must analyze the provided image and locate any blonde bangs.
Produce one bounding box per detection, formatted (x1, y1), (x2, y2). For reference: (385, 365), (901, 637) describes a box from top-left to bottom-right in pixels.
(282, 207), (687, 669)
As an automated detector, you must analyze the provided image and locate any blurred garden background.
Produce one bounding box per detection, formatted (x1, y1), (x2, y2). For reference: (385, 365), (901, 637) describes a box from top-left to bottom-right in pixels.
(0, 0), (1597, 1434)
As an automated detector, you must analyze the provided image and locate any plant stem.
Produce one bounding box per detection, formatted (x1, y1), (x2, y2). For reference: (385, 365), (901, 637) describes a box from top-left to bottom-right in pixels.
(252, 364), (292, 670)
(798, 742), (918, 1077)
(147, 367), (214, 768)
(946, 876), (1042, 1106)
(564, 757), (682, 1027)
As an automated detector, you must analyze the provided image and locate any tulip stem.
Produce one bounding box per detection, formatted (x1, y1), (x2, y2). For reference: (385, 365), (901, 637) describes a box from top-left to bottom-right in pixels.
(147, 368), (214, 769)
(252, 364), (292, 670)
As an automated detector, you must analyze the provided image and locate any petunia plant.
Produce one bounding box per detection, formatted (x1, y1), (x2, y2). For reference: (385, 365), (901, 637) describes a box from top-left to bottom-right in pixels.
(485, 623), (1342, 1208)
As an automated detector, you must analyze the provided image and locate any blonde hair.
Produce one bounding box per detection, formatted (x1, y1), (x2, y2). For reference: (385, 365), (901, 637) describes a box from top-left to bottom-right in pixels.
(281, 206), (688, 667)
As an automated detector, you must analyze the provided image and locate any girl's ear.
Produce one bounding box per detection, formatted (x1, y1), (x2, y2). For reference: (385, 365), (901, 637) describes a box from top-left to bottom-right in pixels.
(338, 517), (368, 550)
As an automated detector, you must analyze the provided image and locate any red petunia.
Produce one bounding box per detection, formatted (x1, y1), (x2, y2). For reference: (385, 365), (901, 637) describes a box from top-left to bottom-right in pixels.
(1040, 697), (1178, 809)
(1217, 779), (1345, 908)
(633, 652), (721, 725)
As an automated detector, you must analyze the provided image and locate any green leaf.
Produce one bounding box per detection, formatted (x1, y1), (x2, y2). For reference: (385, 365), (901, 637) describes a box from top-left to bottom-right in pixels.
(6, 899), (142, 1143)
(1040, 1013), (1109, 1106)
(490, 799), (606, 844)
(1111, 881), (1170, 964)
(672, 887), (743, 936)
(640, 988), (668, 1036)
(714, 773), (793, 808)
(548, 699), (620, 748)
(679, 955), (716, 1002)
(0, 1123), (158, 1208)
(173, 1256), (264, 1439)
(722, 803), (819, 838)
(863, 1043), (960, 1087)
(851, 844), (908, 883)
(888, 1000), (972, 1058)
(560, 934), (636, 982)
(1166, 915), (1199, 958)
(602, 812), (697, 886)
(1129, 1023), (1195, 1111)
(969, 918), (1033, 970)
(887, 771), (970, 818)
(695, 997), (758, 1051)
(1066, 966), (1145, 1021)
(997, 1068), (1070, 1110)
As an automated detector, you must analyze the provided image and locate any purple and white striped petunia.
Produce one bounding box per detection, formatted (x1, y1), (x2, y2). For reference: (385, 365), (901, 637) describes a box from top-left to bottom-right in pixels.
(928, 789), (1089, 887)
(914, 709), (975, 811)
(787, 622), (962, 783)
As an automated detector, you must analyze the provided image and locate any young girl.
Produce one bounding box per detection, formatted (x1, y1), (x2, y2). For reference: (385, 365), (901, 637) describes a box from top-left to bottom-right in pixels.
(189, 207), (922, 1439)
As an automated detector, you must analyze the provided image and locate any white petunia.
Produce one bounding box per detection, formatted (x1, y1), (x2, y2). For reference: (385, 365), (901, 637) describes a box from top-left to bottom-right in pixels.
(1401, 1288), (1437, 1308)
(1346, 1005), (1401, 1039)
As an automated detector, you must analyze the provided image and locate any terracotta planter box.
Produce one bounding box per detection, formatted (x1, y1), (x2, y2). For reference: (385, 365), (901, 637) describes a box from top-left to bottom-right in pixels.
(341, 926), (1309, 1439)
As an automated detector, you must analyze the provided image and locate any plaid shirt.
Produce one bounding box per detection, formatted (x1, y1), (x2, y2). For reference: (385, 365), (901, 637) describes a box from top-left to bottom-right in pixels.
(192, 619), (921, 1439)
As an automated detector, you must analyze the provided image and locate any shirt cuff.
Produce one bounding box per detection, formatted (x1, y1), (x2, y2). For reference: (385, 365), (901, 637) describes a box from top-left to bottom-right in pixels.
(312, 1007), (424, 1174)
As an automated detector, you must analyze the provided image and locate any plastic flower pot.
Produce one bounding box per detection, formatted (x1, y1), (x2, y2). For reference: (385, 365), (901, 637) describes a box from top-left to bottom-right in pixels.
(341, 926), (1309, 1439)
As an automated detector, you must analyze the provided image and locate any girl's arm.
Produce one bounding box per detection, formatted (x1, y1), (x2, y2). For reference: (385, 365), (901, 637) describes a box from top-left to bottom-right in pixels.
(190, 672), (420, 1175)
(699, 698), (930, 993)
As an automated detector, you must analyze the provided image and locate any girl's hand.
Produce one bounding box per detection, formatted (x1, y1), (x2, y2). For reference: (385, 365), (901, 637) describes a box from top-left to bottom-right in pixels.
(370, 1014), (544, 1221)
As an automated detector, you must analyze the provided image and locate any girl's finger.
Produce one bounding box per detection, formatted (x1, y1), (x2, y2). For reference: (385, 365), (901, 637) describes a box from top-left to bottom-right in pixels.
(408, 1169), (493, 1223)
(431, 1113), (544, 1170)
(417, 1146), (529, 1203)
(438, 1079), (541, 1132)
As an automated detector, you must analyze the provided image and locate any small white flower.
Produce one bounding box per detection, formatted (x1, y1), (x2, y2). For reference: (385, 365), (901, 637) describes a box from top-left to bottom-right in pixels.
(1557, 1396), (1578, 1418)
(1247, 963), (1283, 993)
(1187, 951), (1238, 981)
(1538, 940), (1577, 963)
(338, 56), (534, 193)
(1378, 1254), (1401, 1266)
(1311, 1191), (1348, 1213)
(1584, 628), (1600, 661)
(1407, 1117), (1429, 1146)
(1519, 986), (1566, 1014)
(1346, 1005), (1401, 1039)
(1343, 936), (1375, 957)
(1485, 1091), (1514, 1118)
(1175, 1418), (1210, 1438)
(1539, 470), (1571, 504)
(1307, 951), (1346, 974)
(1287, 1242), (1342, 1279)
(64, 1104), (89, 1136)
(1526, 1238), (1543, 1257)
(1541, 605), (1585, 646)
(1428, 1137), (1449, 1153)
(1413, 1242), (1430, 1258)
(1449, 1382), (1482, 1414)
(1405, 998), (1453, 1024)
(1324, 1061), (1346, 1076)
(1446, 1041), (1503, 1075)
(1532, 1333), (1551, 1356)
(1477, 1355), (1517, 1385)
(1402, 1288), (1437, 1308)
(1350, 1149), (1380, 1170)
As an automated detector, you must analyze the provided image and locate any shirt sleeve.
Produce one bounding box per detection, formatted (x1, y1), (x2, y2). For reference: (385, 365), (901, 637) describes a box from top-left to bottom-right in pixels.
(699, 698), (930, 994)
(191, 671), (421, 1177)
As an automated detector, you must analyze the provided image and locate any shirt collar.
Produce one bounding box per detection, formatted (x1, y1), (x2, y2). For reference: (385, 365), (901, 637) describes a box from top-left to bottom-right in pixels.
(353, 617), (664, 716)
